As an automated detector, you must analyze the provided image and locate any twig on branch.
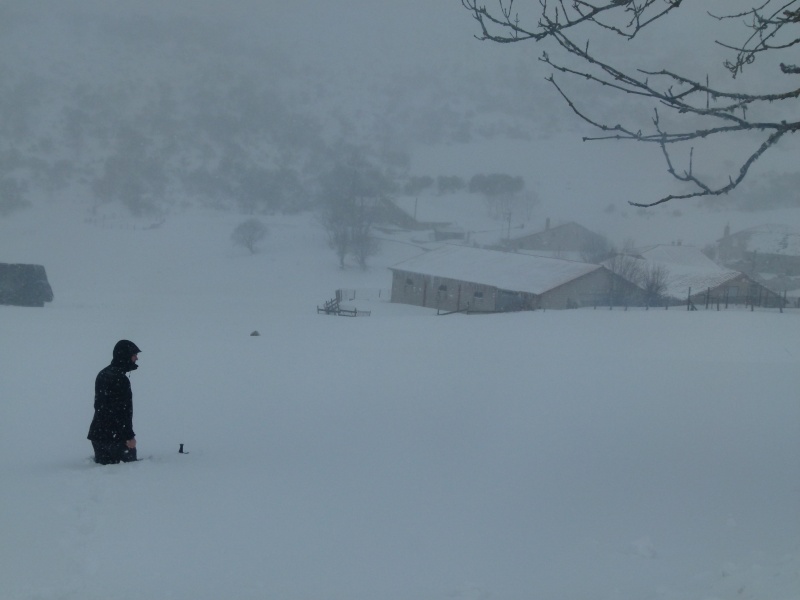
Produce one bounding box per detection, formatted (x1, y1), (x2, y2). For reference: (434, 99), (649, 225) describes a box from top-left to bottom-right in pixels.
(462, 0), (800, 206)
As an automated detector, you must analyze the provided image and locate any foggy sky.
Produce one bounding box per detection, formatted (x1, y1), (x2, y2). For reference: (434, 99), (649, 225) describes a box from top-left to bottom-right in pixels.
(1, 0), (798, 235)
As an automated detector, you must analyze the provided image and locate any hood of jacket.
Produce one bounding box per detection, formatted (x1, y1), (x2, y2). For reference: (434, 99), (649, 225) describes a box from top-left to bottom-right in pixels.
(111, 339), (141, 372)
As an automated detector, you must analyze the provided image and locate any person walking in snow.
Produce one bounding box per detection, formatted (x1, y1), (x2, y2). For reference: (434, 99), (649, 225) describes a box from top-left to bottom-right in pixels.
(87, 339), (141, 464)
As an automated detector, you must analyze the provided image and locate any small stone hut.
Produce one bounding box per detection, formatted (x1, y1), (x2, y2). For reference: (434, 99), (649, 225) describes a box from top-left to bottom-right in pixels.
(0, 263), (54, 307)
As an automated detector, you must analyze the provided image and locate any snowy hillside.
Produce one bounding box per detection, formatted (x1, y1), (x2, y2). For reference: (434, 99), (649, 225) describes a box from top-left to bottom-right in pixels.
(2, 1), (799, 232)
(1, 207), (798, 600)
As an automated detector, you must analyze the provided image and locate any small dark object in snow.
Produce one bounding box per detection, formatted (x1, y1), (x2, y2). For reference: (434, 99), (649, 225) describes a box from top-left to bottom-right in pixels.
(179, 443), (189, 454)
(250, 330), (260, 336)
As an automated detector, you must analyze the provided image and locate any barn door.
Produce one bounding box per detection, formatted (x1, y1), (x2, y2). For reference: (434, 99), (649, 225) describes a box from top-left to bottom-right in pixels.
(496, 290), (522, 312)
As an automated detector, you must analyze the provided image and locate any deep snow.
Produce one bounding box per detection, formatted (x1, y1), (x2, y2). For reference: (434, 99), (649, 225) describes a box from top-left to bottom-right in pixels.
(1, 206), (798, 600)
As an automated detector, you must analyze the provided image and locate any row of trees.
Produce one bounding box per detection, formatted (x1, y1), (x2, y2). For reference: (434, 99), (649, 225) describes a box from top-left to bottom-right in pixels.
(316, 161), (537, 268)
(402, 172), (524, 196)
(0, 3), (559, 222)
(319, 158), (391, 269)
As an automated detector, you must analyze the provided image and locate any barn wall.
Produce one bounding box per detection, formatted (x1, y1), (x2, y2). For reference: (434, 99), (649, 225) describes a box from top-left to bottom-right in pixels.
(539, 269), (612, 309)
(391, 270), (502, 312)
(391, 267), (624, 312)
(689, 274), (782, 307)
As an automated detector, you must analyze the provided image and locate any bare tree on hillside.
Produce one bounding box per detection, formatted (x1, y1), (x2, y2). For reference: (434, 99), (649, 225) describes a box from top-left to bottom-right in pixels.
(231, 218), (268, 254)
(319, 157), (387, 269)
(461, 1), (800, 206)
(350, 215), (380, 270)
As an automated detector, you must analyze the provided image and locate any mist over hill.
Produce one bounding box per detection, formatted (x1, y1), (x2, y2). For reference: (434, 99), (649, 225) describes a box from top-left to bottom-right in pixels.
(0, 2), (566, 217)
(1, 1), (798, 250)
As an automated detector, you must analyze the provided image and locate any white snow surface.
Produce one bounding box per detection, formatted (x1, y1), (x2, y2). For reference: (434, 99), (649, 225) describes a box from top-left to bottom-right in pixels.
(1, 206), (799, 600)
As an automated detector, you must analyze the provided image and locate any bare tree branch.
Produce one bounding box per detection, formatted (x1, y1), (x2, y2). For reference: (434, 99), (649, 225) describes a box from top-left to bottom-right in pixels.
(462, 0), (800, 207)
(710, 1), (800, 76)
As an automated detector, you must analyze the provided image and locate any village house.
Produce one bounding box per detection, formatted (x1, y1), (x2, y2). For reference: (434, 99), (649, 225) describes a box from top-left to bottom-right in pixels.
(504, 220), (609, 262)
(716, 224), (800, 302)
(389, 245), (641, 311)
(0, 263), (54, 307)
(717, 223), (800, 275)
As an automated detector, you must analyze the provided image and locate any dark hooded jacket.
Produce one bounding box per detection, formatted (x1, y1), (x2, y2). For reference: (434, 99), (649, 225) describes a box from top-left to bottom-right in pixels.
(87, 340), (141, 442)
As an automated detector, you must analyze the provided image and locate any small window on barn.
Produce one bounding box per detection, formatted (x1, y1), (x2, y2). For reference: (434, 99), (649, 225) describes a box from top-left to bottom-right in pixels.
(405, 278), (414, 286)
(438, 284), (447, 292)
(473, 291), (484, 303)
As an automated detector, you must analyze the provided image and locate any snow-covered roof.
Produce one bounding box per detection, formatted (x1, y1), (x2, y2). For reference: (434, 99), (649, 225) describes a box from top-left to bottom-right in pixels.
(637, 245), (720, 268)
(389, 244), (602, 295)
(517, 249), (584, 262)
(623, 245), (746, 299)
(663, 270), (743, 299)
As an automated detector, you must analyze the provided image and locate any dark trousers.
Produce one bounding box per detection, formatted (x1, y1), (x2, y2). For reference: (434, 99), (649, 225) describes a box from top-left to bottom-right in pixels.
(91, 440), (137, 464)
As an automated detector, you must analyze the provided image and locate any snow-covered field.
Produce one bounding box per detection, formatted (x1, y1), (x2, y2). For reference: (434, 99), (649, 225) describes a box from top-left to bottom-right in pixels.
(1, 206), (798, 600)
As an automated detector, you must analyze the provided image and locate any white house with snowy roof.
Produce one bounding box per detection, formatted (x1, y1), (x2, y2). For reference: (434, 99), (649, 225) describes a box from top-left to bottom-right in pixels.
(609, 244), (781, 308)
(389, 245), (641, 311)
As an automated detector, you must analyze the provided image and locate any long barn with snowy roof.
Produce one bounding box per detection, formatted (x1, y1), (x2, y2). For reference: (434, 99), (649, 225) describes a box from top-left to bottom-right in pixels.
(389, 245), (640, 311)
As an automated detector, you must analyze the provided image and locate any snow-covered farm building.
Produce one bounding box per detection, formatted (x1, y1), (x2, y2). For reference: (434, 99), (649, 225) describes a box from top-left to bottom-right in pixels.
(611, 245), (780, 308)
(389, 245), (640, 311)
(716, 224), (800, 302)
